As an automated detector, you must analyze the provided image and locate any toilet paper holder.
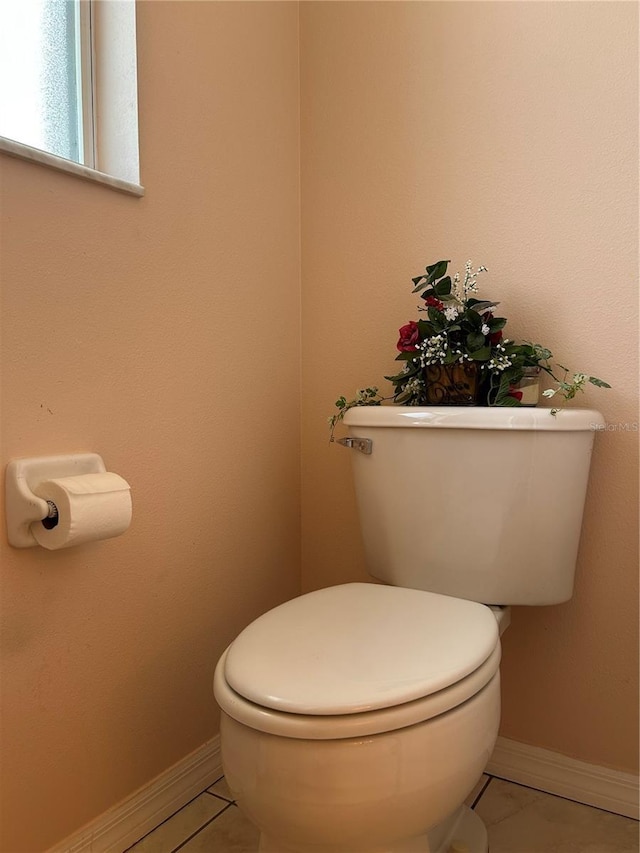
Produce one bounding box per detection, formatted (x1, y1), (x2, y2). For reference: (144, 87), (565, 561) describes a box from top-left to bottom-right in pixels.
(5, 453), (107, 547)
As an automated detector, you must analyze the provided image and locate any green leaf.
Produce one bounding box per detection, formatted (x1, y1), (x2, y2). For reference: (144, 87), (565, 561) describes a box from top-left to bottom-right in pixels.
(498, 372), (512, 396)
(427, 307), (445, 328)
(588, 376), (611, 388)
(433, 276), (452, 297)
(490, 372), (512, 406)
(530, 344), (553, 362)
(467, 332), (486, 351)
(425, 260), (450, 285)
(488, 317), (507, 331)
(462, 309), (483, 329)
(466, 299), (498, 312)
(417, 319), (435, 337)
(385, 366), (419, 383)
(469, 345), (491, 361)
(496, 395), (521, 407)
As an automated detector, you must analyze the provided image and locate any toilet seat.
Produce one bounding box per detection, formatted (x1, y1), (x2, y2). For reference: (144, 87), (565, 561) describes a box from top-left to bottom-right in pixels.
(214, 583), (501, 740)
(215, 641), (500, 740)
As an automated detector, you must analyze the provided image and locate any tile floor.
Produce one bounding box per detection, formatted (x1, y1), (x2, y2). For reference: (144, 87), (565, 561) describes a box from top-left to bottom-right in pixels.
(126, 774), (639, 853)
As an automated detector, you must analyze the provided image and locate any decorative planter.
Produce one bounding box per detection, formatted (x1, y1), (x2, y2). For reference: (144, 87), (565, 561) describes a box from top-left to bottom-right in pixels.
(424, 362), (481, 405)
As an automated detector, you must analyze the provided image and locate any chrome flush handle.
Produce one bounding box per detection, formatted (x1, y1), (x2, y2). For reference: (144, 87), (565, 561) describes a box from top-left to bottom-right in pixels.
(336, 437), (373, 455)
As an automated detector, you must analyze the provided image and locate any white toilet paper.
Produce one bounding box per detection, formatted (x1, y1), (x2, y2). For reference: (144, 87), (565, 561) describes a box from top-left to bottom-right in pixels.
(31, 472), (132, 550)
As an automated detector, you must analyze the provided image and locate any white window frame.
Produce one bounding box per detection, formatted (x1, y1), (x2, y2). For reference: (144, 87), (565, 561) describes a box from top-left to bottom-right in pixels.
(0, 0), (143, 197)
(78, 0), (96, 170)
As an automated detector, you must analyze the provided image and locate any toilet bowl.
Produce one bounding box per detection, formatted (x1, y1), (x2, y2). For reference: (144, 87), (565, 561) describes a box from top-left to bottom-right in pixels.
(214, 583), (504, 853)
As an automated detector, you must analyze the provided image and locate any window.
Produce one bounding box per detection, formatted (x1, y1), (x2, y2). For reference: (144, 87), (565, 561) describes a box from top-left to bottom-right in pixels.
(0, 0), (142, 195)
(0, 1), (90, 164)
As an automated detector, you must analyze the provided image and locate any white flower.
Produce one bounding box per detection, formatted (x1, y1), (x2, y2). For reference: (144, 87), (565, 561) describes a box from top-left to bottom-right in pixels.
(481, 323), (490, 335)
(418, 333), (448, 366)
(444, 306), (460, 322)
(405, 377), (425, 397)
(487, 353), (513, 372)
(459, 260), (488, 298)
(542, 389), (557, 398)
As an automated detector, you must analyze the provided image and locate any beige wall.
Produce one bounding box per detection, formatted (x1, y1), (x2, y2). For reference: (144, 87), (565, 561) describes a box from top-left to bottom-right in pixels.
(300, 0), (638, 775)
(0, 3), (300, 851)
(1, 3), (638, 851)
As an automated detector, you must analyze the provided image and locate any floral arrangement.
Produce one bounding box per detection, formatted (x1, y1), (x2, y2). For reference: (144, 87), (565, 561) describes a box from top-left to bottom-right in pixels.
(329, 258), (609, 439)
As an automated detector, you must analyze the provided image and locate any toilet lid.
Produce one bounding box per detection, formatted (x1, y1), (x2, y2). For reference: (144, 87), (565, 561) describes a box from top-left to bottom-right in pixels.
(223, 583), (499, 716)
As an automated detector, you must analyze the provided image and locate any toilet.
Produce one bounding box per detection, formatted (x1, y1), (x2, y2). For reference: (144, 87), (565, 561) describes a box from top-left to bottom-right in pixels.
(214, 406), (603, 853)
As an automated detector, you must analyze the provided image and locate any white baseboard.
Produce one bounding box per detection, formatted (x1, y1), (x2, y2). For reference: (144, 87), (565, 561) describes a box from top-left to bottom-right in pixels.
(487, 736), (639, 820)
(47, 736), (223, 853)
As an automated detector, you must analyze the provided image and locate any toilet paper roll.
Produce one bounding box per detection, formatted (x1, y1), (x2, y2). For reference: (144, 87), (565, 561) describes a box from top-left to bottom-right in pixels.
(31, 472), (132, 550)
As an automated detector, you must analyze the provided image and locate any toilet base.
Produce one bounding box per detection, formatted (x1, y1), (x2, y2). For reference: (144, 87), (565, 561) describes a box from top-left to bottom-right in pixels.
(219, 674), (500, 853)
(434, 805), (488, 853)
(258, 805), (488, 853)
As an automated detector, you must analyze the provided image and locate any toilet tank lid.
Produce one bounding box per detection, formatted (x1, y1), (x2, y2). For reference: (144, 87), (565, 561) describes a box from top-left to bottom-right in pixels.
(343, 406), (605, 430)
(223, 584), (499, 716)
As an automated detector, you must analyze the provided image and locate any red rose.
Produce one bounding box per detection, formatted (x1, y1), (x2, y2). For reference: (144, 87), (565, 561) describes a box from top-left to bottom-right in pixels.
(397, 321), (420, 352)
(424, 296), (444, 311)
(507, 388), (523, 402)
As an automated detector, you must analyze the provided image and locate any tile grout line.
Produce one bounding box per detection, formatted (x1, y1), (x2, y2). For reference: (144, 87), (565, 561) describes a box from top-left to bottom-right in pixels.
(170, 802), (235, 853)
(471, 775), (494, 810)
(485, 774), (640, 821)
(122, 785), (224, 852)
(203, 789), (235, 804)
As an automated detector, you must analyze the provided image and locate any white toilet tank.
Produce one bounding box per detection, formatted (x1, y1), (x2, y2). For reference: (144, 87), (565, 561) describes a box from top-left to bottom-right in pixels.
(342, 406), (604, 605)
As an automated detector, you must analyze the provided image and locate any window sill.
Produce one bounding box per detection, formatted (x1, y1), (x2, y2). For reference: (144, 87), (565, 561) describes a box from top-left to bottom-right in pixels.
(0, 137), (144, 197)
